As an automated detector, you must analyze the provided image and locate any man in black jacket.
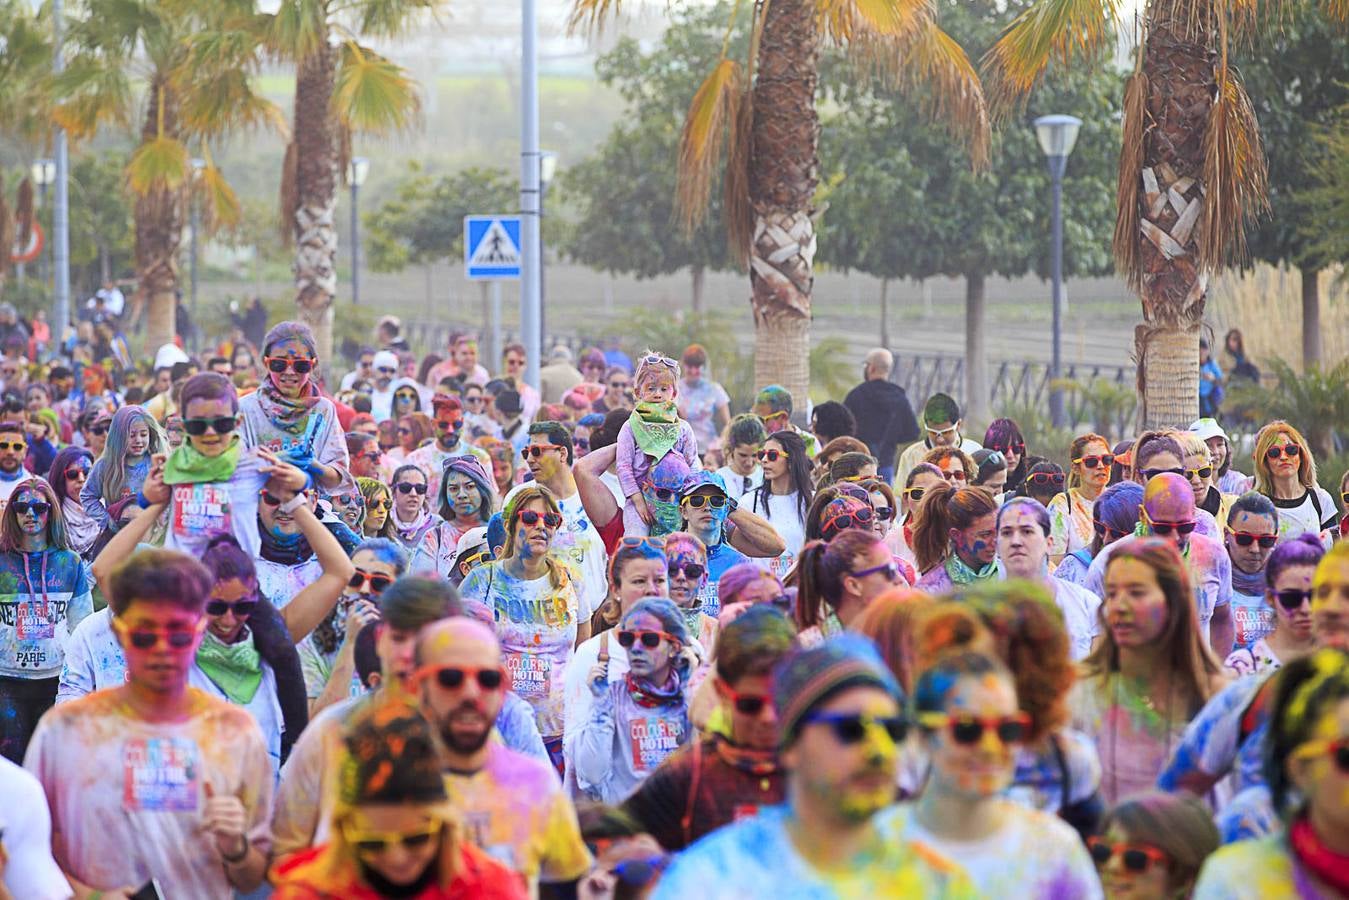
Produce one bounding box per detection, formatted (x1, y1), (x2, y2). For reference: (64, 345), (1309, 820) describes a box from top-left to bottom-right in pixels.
(843, 348), (919, 483)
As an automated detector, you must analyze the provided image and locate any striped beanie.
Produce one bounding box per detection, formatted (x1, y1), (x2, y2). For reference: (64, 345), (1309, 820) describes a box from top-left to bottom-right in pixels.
(773, 634), (901, 747)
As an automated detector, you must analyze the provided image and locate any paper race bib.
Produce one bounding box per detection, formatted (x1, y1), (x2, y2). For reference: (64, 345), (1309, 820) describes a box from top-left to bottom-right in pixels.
(628, 715), (684, 774)
(173, 484), (231, 538)
(506, 652), (551, 699)
(122, 737), (200, 812)
(16, 601), (55, 641)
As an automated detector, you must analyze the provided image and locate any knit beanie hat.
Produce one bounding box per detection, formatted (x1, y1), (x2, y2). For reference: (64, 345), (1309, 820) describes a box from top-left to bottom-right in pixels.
(773, 634), (901, 748)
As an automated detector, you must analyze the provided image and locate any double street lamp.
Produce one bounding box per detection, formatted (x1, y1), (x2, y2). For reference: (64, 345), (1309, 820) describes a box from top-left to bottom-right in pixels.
(1034, 114), (1082, 429)
(349, 157), (370, 305)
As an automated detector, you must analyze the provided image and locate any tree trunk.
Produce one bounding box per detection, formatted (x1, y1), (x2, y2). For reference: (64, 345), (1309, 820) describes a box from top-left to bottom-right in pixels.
(292, 44), (339, 378)
(1132, 2), (1215, 429)
(691, 265), (705, 313)
(748, 0), (818, 419)
(879, 277), (890, 349)
(1301, 264), (1321, 372)
(135, 74), (183, 354)
(965, 271), (988, 426)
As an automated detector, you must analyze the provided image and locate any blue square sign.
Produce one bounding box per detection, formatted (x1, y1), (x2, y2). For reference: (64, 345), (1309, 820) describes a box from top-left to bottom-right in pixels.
(465, 215), (523, 280)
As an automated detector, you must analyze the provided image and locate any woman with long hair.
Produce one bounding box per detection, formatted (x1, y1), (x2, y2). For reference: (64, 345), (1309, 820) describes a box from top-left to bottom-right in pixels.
(79, 404), (163, 531)
(573, 597), (693, 803)
(357, 477), (392, 539)
(1048, 432), (1112, 564)
(912, 484), (1000, 593)
(238, 321), (350, 493)
(460, 485), (586, 766)
(1251, 421), (1338, 545)
(748, 429), (813, 578)
(898, 650), (1099, 897)
(985, 418), (1029, 495)
(412, 456), (497, 580)
(1225, 533), (1325, 678)
(891, 463), (945, 569)
(0, 477), (92, 763)
(795, 530), (902, 644)
(1090, 792), (1219, 900)
(1071, 536), (1227, 803)
(1193, 649), (1349, 897)
(854, 588), (937, 695)
(48, 446), (97, 557)
(1054, 481), (1143, 588)
(382, 464), (435, 552)
(389, 414), (430, 463)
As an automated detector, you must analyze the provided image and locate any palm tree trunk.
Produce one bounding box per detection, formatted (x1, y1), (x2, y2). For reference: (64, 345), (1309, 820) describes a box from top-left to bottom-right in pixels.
(292, 44), (339, 375)
(749, 0), (818, 418)
(136, 75), (182, 354)
(965, 271), (989, 426)
(1301, 264), (1321, 371)
(1132, 1), (1215, 428)
(691, 265), (705, 313)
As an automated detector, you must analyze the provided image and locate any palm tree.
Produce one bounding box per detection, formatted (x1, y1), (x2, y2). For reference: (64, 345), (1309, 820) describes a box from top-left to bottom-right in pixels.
(52, 0), (277, 351)
(0, 0), (50, 291)
(259, 0), (434, 372)
(572, 0), (990, 409)
(983, 0), (1345, 428)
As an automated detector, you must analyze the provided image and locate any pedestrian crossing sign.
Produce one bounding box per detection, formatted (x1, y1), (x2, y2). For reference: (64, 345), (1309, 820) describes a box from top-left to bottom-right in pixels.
(465, 215), (523, 280)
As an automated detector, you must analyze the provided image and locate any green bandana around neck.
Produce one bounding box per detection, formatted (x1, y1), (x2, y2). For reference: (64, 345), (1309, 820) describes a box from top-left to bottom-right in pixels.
(945, 553), (997, 586)
(164, 435), (243, 485)
(629, 401), (682, 459)
(195, 629), (262, 704)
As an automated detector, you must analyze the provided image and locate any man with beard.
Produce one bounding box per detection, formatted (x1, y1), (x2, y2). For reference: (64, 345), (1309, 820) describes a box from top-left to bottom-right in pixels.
(270, 577), (546, 861)
(0, 421), (32, 512)
(367, 350), (400, 423)
(406, 394), (492, 504)
(653, 636), (976, 898)
(414, 617), (591, 894)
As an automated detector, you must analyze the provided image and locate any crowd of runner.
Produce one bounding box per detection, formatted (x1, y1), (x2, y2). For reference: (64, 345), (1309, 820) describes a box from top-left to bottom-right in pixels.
(0, 316), (1347, 899)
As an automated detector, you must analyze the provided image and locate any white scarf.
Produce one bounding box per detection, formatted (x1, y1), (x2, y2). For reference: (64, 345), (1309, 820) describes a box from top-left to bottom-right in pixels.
(63, 496), (100, 555)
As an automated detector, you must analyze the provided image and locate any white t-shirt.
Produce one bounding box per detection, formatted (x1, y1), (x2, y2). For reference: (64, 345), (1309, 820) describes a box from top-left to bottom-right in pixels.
(0, 756), (71, 900)
(894, 802), (1103, 899)
(1050, 576), (1103, 661)
(715, 465), (763, 503)
(1270, 487), (1338, 547)
(599, 470), (627, 508)
(504, 483), (604, 625)
(750, 489), (807, 579)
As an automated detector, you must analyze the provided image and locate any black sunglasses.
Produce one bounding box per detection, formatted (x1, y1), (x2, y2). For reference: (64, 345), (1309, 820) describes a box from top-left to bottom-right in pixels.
(126, 629), (197, 650)
(265, 357), (314, 375)
(669, 562), (706, 580)
(348, 570), (395, 594)
(1276, 589), (1313, 611)
(800, 711), (908, 744)
(205, 599), (258, 618)
(1149, 520), (1197, 536)
(1087, 839), (1167, 875)
(88, 423), (111, 436)
(431, 666), (504, 691)
(395, 482), (428, 495)
(1229, 531), (1277, 549)
(11, 500), (51, 516)
(183, 416), (237, 436)
(1140, 467), (1185, 480)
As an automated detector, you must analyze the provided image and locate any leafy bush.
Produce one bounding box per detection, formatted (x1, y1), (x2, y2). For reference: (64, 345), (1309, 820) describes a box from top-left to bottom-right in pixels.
(1225, 356), (1349, 459)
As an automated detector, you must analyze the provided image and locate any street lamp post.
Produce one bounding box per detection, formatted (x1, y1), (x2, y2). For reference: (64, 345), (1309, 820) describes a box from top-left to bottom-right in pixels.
(31, 159), (56, 287)
(538, 151), (557, 347)
(348, 157), (370, 306)
(189, 158), (205, 339)
(1034, 114), (1082, 429)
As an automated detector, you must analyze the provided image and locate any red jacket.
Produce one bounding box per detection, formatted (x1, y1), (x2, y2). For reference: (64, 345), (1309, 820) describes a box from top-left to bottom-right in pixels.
(271, 842), (527, 900)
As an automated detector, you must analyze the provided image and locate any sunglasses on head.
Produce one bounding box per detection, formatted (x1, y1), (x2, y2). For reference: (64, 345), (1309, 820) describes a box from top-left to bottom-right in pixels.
(1265, 444), (1302, 461)
(519, 509), (563, 528)
(918, 711), (1030, 746)
(1147, 517), (1197, 536)
(1027, 472), (1065, 487)
(265, 356), (314, 375)
(720, 681), (772, 716)
(756, 448), (788, 462)
(1228, 530), (1277, 549)
(348, 569), (394, 595)
(418, 664), (506, 691)
(394, 482), (428, 495)
(822, 509), (875, 535)
(522, 444), (559, 459)
(619, 535), (666, 551)
(616, 629), (677, 650)
(1074, 454), (1115, 470)
(1087, 838), (1168, 875)
(11, 500), (50, 516)
(683, 493), (727, 509)
(1185, 466), (1214, 480)
(801, 711), (909, 744)
(343, 820), (443, 855)
(669, 562), (705, 580)
(205, 598), (258, 618)
(183, 416), (237, 436)
(1276, 589), (1313, 611)
(0, 440), (27, 452)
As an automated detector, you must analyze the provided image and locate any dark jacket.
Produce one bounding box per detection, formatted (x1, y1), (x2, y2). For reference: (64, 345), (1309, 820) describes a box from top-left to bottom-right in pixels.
(844, 378), (920, 470)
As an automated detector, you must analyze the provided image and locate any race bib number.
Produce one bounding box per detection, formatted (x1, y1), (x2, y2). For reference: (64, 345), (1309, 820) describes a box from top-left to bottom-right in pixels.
(173, 484), (231, 537)
(16, 601), (55, 641)
(505, 652), (551, 699)
(122, 737), (200, 812)
(628, 715), (683, 774)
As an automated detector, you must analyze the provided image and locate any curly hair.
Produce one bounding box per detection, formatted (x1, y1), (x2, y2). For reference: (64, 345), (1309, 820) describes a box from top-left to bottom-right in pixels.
(854, 588), (937, 693)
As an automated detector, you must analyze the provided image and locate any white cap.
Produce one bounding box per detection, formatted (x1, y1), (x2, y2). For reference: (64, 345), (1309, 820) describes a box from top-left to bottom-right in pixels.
(372, 350), (399, 371)
(1189, 418), (1227, 443)
(456, 527), (489, 556)
(153, 343), (190, 370)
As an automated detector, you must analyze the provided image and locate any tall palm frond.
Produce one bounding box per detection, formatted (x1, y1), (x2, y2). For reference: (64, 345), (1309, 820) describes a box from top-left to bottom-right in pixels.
(677, 58), (744, 232)
(980, 0), (1119, 110)
(331, 41), (422, 135)
(1198, 60), (1268, 272)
